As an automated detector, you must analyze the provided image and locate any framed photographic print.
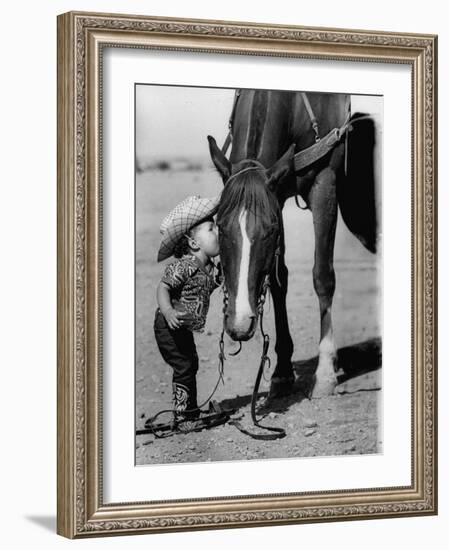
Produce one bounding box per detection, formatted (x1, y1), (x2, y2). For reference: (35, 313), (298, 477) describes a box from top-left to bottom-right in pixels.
(57, 11), (437, 538)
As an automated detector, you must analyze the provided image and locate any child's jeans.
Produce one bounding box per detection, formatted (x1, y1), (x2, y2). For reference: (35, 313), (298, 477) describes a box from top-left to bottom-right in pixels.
(153, 308), (199, 416)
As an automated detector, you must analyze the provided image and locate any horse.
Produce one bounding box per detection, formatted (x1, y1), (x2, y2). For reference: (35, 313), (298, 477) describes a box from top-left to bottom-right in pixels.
(207, 89), (377, 398)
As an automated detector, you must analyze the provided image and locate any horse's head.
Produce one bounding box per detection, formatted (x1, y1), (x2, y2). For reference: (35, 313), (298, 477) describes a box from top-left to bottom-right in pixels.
(207, 135), (295, 341)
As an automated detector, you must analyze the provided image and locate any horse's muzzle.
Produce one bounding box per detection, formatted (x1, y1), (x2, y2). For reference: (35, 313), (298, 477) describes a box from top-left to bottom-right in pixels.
(225, 314), (257, 341)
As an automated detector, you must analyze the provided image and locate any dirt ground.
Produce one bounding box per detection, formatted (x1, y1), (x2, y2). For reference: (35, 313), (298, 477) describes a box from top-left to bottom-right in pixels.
(135, 168), (382, 466)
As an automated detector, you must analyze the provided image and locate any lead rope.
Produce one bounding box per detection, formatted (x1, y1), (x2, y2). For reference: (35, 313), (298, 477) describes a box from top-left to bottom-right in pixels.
(228, 273), (286, 440)
(141, 335), (229, 439)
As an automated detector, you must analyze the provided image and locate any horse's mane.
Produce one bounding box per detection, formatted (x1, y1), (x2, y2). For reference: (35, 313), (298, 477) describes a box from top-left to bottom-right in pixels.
(217, 162), (280, 227)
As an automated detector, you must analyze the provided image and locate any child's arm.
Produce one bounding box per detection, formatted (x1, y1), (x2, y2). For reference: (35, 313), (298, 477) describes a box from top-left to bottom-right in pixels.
(157, 281), (183, 330)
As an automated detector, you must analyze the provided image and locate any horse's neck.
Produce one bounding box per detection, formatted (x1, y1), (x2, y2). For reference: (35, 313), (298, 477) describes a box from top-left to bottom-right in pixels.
(230, 90), (294, 166)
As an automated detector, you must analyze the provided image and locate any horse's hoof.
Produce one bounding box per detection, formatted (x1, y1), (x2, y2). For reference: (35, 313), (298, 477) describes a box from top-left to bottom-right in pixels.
(269, 376), (295, 399)
(310, 376), (337, 399)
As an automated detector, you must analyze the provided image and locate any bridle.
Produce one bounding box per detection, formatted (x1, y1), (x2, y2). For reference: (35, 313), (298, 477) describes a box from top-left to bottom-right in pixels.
(217, 207), (286, 440)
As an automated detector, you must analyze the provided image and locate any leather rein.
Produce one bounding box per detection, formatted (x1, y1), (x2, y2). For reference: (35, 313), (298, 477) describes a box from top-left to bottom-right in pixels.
(218, 243), (287, 440)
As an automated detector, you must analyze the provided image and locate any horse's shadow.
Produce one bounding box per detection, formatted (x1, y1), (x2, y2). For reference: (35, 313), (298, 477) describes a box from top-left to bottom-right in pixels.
(217, 337), (382, 416)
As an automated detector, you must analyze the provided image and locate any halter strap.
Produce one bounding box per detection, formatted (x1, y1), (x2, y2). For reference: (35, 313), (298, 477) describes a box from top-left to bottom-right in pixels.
(225, 165), (266, 185)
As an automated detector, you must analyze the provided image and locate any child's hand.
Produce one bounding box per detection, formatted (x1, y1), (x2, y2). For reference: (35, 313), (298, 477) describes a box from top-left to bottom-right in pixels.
(162, 307), (184, 330)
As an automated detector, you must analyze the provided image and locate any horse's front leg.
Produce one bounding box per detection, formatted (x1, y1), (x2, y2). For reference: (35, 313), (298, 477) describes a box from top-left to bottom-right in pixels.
(309, 165), (339, 397)
(268, 248), (295, 398)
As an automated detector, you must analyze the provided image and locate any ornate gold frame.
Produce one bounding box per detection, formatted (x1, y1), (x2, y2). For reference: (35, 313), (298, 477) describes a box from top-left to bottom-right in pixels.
(57, 11), (437, 538)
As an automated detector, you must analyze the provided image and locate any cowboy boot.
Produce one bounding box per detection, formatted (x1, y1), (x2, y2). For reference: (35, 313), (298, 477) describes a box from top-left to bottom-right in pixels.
(172, 382), (199, 424)
(171, 382), (231, 433)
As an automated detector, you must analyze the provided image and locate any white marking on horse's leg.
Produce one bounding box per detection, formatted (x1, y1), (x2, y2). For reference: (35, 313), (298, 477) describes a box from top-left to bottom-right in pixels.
(309, 166), (339, 398)
(234, 209), (253, 328)
(317, 307), (337, 370)
(319, 302), (335, 355)
(313, 306), (338, 397)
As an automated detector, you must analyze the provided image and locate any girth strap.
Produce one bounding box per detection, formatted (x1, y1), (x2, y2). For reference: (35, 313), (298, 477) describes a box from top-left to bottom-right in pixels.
(293, 120), (351, 172)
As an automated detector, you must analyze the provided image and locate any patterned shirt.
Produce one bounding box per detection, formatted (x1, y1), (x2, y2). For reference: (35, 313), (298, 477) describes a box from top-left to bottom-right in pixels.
(159, 254), (223, 332)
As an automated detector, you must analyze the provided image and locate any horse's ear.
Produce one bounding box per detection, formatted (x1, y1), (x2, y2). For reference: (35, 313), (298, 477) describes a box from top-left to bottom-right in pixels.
(266, 143), (296, 189)
(207, 135), (232, 184)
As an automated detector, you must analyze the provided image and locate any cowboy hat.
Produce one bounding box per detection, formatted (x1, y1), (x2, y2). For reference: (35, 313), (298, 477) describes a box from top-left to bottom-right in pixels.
(157, 194), (220, 262)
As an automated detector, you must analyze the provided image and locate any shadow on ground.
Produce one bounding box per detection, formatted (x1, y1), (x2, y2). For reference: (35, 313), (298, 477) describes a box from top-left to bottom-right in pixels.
(217, 337), (382, 417)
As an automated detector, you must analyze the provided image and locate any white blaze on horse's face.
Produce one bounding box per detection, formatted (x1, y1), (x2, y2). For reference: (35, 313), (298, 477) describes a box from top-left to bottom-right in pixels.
(234, 208), (254, 331)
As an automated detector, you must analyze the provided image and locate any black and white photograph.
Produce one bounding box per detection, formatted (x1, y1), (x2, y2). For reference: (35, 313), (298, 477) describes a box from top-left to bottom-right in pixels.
(2, 0), (443, 545)
(135, 84), (383, 465)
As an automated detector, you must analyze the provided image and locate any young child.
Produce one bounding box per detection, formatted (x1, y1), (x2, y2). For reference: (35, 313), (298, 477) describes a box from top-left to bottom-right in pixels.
(154, 195), (222, 428)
